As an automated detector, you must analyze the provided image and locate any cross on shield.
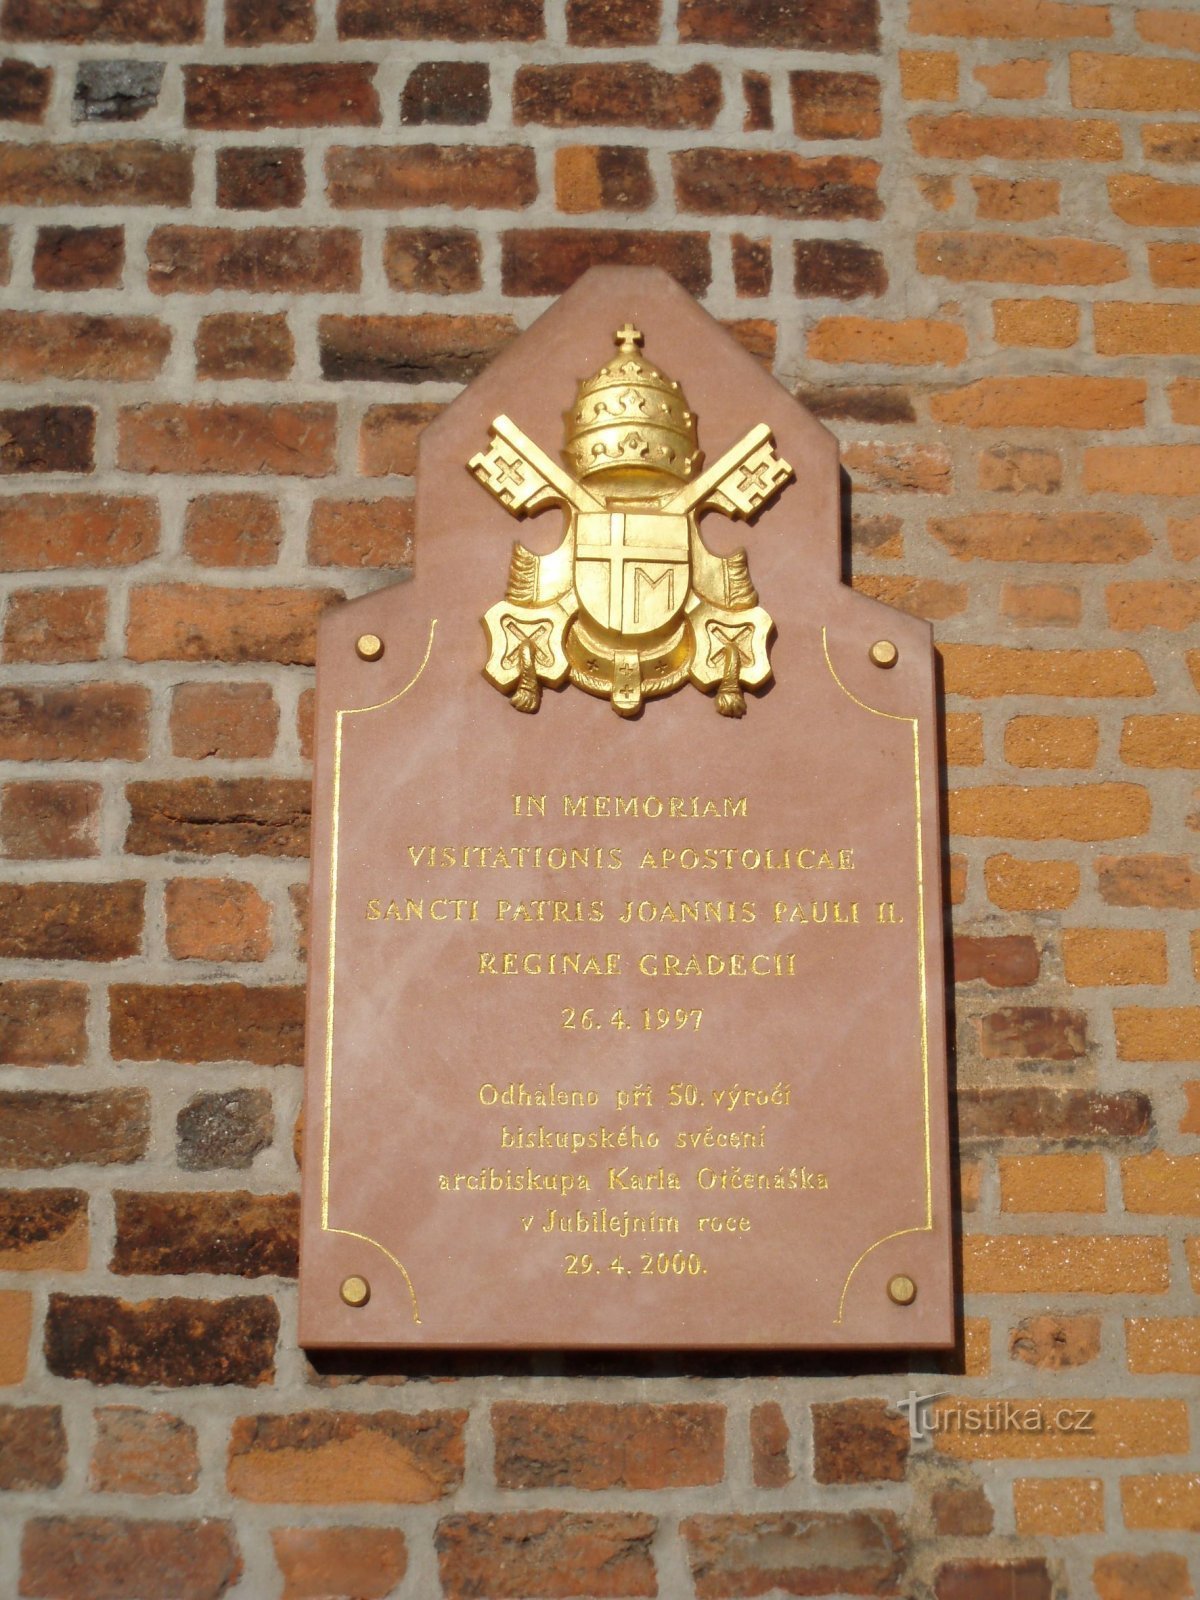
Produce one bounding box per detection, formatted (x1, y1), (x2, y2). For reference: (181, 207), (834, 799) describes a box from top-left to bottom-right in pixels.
(573, 511), (690, 639)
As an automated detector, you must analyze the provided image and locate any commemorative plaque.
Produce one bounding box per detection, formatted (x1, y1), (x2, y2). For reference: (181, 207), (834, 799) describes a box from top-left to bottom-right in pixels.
(298, 268), (953, 1350)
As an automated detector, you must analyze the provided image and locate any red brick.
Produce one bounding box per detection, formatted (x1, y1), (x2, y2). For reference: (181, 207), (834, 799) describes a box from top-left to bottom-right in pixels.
(1169, 381), (1200, 425)
(0, 1405), (65, 1488)
(226, 0), (314, 42)
(271, 1528), (408, 1600)
(110, 983), (304, 1066)
(0, 1089), (149, 1167)
(216, 147), (304, 211)
(184, 495), (282, 567)
(118, 404), (335, 477)
(196, 313), (293, 381)
(1093, 1554), (1194, 1600)
(0, 683), (147, 761)
(732, 235), (771, 296)
(750, 1402), (791, 1488)
(957, 1086), (1150, 1141)
(678, 0), (878, 49)
(931, 376), (1143, 430)
(230, 1410), (466, 1502)
(438, 1512), (656, 1599)
(954, 934), (1039, 986)
(3, 586), (106, 663)
(972, 176), (1059, 219)
(176, 1088), (273, 1171)
(910, 0), (1110, 37)
(166, 878), (272, 962)
(1109, 174), (1200, 226)
(359, 403), (441, 477)
(789, 70), (881, 138)
(1099, 855), (1200, 909)
(148, 227), (359, 295)
(794, 238), (887, 300)
(0, 140), (191, 205)
(338, 0), (543, 40)
(46, 1293), (275, 1386)
(0, 405), (93, 473)
(673, 149), (881, 220)
(493, 1403), (723, 1490)
(384, 227), (482, 292)
(185, 63), (379, 129)
(0, 1187), (87, 1270)
(91, 1407), (200, 1496)
(742, 69), (772, 130)
(0, 57), (50, 121)
(0, 493), (156, 571)
(979, 1004), (1087, 1059)
(126, 778), (310, 858)
(128, 583), (337, 664)
(812, 1399), (908, 1483)
(401, 61), (490, 125)
(319, 312), (518, 381)
(0, 780), (100, 859)
(21, 1516), (241, 1600)
(912, 111), (1120, 159)
(0, 882), (141, 961)
(515, 62), (719, 129)
(918, 230), (1126, 284)
(4, 0), (201, 38)
(936, 1560), (1051, 1600)
(501, 229), (711, 297)
(327, 144), (536, 210)
(0, 310), (168, 382)
(32, 224), (124, 289)
(806, 393), (912, 430)
(113, 1190), (298, 1277)
(308, 498), (413, 568)
(682, 1513), (905, 1600)
(0, 1290), (31, 1382)
(555, 147), (654, 215)
(930, 512), (1147, 563)
(170, 682), (279, 758)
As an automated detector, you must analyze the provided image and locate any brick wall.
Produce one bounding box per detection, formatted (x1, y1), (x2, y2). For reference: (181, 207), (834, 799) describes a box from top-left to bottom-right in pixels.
(1, 0), (1198, 1595)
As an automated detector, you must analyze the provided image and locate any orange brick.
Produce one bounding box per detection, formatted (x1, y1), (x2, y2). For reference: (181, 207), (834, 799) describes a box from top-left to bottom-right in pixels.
(1072, 51), (1200, 111)
(1126, 1318), (1200, 1375)
(959, 1160), (982, 1211)
(1087, 449), (1200, 497)
(932, 376), (1143, 430)
(1109, 581), (1200, 633)
(184, 494), (282, 568)
(1189, 650), (1200, 691)
(227, 1410), (466, 1503)
(917, 174), (956, 210)
(975, 58), (1050, 97)
(910, 0), (1112, 39)
(358, 403), (442, 478)
(980, 447), (1062, 495)
(1116, 1008), (1200, 1062)
(271, 1528), (408, 1600)
(1063, 928), (1168, 987)
(1194, 933), (1200, 983)
(807, 316), (967, 367)
(945, 712), (984, 765)
(1121, 1474), (1200, 1531)
(941, 644), (1153, 698)
(0, 1290), (32, 1385)
(165, 879), (272, 963)
(972, 178), (1060, 220)
(1122, 1151), (1200, 1214)
(1145, 241), (1200, 289)
(985, 854), (1080, 909)
(169, 682), (279, 760)
(1120, 715), (1200, 769)
(993, 297), (1079, 348)
(1138, 7), (1200, 49)
(308, 499), (413, 569)
(1094, 1554), (1194, 1600)
(0, 1192), (87, 1271)
(963, 1317), (990, 1376)
(948, 854), (968, 905)
(1095, 302), (1200, 355)
(1099, 854), (1200, 909)
(932, 512), (1145, 564)
(1013, 1476), (1104, 1535)
(118, 403), (336, 477)
(1143, 124), (1200, 164)
(1000, 585), (1080, 626)
(1188, 1240), (1200, 1293)
(1109, 174), (1200, 226)
(900, 50), (959, 100)
(931, 1398), (1187, 1461)
(1167, 517), (1200, 560)
(127, 583), (340, 665)
(1168, 380), (1200, 424)
(962, 1235), (1169, 1294)
(918, 230), (1126, 284)
(849, 575), (967, 619)
(842, 441), (952, 494)
(1000, 1153), (1106, 1213)
(1011, 1313), (1100, 1369)
(951, 783), (1148, 840)
(1004, 715), (1098, 769)
(912, 111), (1119, 160)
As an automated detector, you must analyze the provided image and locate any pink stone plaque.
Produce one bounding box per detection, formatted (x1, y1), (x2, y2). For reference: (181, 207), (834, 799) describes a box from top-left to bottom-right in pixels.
(299, 269), (953, 1349)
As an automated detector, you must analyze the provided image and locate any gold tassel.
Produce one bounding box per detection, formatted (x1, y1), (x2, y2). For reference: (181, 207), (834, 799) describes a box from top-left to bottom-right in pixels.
(715, 643), (746, 718)
(510, 640), (542, 714)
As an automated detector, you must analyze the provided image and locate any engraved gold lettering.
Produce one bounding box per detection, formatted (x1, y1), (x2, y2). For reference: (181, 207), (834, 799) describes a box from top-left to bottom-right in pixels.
(638, 951), (797, 977)
(479, 1081), (601, 1109)
(540, 1207), (680, 1237)
(562, 795), (749, 820)
(478, 951), (622, 976)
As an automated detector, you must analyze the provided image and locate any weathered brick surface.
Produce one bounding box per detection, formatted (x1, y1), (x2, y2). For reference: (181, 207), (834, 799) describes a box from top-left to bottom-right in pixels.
(493, 1402), (724, 1490)
(229, 1410), (467, 1502)
(112, 1190), (298, 1277)
(45, 1295), (277, 1386)
(91, 1406), (200, 1495)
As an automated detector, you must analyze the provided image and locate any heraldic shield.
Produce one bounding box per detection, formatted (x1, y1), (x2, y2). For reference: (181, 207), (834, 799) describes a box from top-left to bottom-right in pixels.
(470, 324), (793, 719)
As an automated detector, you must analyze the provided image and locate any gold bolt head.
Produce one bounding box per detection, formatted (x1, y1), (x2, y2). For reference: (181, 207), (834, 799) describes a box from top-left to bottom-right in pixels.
(355, 633), (384, 662)
(870, 640), (899, 669)
(340, 1274), (370, 1308)
(887, 1273), (917, 1306)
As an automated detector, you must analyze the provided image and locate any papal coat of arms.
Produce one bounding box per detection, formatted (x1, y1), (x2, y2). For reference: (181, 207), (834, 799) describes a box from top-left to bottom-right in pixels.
(469, 325), (793, 718)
